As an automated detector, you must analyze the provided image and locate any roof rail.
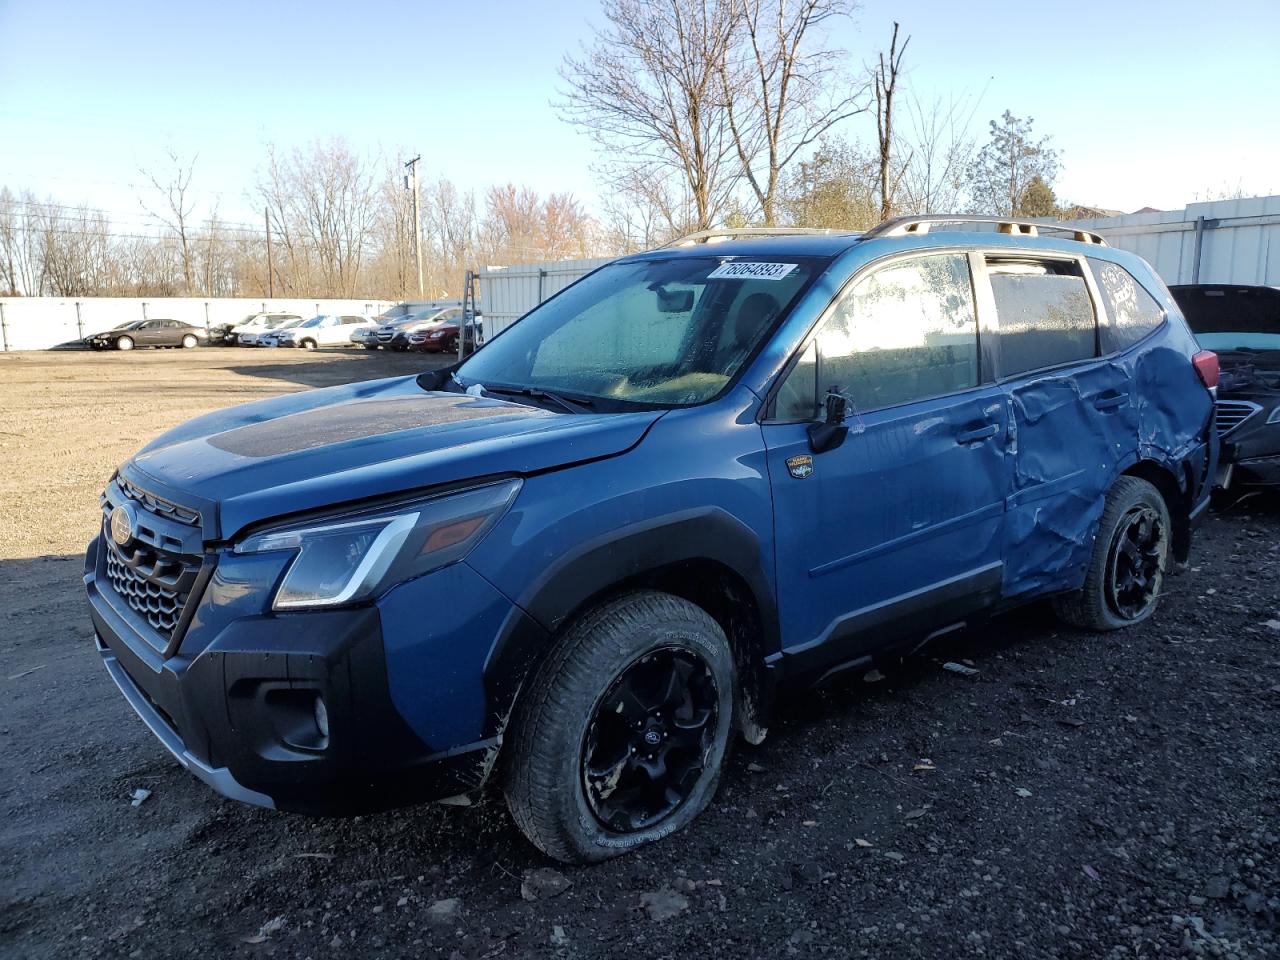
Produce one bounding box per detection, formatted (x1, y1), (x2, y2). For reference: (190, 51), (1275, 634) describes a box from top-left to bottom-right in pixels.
(661, 226), (854, 248)
(861, 215), (1108, 247)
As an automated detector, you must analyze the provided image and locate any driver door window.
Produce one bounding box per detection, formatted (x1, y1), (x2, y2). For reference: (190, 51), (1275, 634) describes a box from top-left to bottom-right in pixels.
(773, 253), (980, 419)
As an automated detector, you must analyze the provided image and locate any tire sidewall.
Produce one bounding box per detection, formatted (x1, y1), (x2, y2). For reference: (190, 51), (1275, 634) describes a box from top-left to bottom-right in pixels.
(529, 600), (735, 862)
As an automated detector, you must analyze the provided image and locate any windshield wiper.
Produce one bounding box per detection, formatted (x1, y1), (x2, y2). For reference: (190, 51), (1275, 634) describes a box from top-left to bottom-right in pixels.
(483, 385), (595, 415)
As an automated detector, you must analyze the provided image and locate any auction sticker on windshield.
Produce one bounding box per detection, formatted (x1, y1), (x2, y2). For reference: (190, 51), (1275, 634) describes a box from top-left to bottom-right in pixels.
(707, 261), (798, 281)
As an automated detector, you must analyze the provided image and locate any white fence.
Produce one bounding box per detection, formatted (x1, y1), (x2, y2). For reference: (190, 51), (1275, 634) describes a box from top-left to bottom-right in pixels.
(479, 258), (612, 341)
(0, 296), (397, 351)
(1065, 195), (1280, 286)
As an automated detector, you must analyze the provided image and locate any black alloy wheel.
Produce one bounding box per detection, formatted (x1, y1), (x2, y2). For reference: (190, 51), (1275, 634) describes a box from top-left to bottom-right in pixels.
(581, 646), (718, 833)
(1105, 505), (1166, 621)
(503, 590), (735, 863)
(1052, 475), (1171, 631)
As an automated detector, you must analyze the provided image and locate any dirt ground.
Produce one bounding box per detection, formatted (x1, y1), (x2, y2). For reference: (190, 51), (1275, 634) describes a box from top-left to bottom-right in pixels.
(1, 349), (1277, 960)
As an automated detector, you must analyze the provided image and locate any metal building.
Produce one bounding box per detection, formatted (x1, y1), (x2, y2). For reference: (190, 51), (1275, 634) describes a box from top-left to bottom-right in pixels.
(1065, 194), (1280, 286)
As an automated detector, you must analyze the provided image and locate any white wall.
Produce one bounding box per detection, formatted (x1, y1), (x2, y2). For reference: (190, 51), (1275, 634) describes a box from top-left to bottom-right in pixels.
(479, 258), (612, 340)
(0, 296), (397, 351)
(1064, 195), (1280, 287)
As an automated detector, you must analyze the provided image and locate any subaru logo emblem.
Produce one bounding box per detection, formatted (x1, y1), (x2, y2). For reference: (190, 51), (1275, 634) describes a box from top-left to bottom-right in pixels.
(643, 729), (661, 747)
(109, 503), (137, 547)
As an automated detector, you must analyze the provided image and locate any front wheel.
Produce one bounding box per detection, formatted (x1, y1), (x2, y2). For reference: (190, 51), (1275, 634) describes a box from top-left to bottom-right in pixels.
(1053, 476), (1171, 631)
(300, 338), (317, 350)
(116, 336), (134, 351)
(181, 334), (198, 348)
(503, 591), (734, 863)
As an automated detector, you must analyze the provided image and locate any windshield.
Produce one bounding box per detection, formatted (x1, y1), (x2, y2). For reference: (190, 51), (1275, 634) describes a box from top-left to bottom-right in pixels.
(457, 256), (820, 406)
(112, 320), (144, 330)
(299, 315), (327, 328)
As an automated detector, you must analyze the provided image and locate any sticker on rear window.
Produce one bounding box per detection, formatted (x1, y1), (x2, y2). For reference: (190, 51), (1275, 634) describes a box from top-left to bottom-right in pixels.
(707, 261), (798, 281)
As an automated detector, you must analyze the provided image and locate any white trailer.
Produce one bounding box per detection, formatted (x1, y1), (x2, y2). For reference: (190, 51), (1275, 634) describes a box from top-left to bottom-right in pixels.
(1064, 194), (1280, 287)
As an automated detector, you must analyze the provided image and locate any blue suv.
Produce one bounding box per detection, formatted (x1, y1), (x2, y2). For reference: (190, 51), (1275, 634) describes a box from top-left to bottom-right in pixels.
(85, 217), (1218, 863)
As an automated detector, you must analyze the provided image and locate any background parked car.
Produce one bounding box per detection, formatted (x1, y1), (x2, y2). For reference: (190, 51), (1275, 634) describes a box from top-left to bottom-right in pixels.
(239, 314), (305, 346)
(375, 307), (467, 351)
(1171, 283), (1280, 493)
(87, 319), (206, 351)
(256, 317), (310, 347)
(407, 312), (484, 353)
(227, 312), (302, 346)
(275, 314), (377, 349)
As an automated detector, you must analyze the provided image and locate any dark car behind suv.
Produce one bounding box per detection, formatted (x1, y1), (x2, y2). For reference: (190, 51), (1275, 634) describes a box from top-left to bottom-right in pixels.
(85, 217), (1216, 863)
(1170, 283), (1280, 492)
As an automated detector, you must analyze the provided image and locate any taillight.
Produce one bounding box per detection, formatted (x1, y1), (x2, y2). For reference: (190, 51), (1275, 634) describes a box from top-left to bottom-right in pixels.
(1192, 350), (1219, 391)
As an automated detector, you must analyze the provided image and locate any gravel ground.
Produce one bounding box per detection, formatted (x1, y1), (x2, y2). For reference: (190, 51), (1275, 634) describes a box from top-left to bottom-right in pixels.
(1, 350), (1277, 960)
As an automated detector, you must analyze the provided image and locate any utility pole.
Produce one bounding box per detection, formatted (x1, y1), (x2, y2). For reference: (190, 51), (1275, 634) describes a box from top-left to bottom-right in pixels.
(405, 155), (424, 298)
(264, 207), (275, 298)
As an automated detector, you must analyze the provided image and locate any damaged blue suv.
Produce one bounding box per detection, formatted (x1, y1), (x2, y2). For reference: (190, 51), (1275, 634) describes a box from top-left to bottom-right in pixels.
(86, 217), (1218, 863)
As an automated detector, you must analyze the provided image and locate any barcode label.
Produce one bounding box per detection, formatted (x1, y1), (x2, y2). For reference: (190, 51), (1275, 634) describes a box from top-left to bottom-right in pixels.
(707, 261), (798, 281)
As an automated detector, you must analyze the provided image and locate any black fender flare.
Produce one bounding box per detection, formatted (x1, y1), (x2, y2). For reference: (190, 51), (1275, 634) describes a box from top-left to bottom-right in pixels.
(526, 507), (776, 639)
(479, 507), (780, 739)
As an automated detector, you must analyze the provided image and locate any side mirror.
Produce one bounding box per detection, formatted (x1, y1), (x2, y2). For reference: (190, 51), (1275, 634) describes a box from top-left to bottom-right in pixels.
(806, 388), (849, 454)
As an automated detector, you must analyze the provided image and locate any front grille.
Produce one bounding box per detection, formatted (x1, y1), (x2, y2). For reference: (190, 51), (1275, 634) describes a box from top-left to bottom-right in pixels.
(103, 533), (200, 639)
(1214, 399), (1261, 437)
(117, 476), (199, 526)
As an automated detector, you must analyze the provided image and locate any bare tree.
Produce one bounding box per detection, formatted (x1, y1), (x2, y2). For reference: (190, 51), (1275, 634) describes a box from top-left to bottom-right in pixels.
(897, 91), (980, 214)
(559, 0), (740, 230)
(0, 188), (21, 295)
(872, 21), (907, 220)
(597, 163), (695, 252)
(139, 150), (198, 294)
(257, 139), (378, 297)
(423, 177), (477, 296)
(719, 0), (868, 225)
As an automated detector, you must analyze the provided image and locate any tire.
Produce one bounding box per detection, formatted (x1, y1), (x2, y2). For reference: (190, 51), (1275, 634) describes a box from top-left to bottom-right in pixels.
(300, 338), (317, 350)
(503, 590), (735, 864)
(116, 336), (134, 351)
(181, 334), (198, 349)
(1053, 476), (1171, 631)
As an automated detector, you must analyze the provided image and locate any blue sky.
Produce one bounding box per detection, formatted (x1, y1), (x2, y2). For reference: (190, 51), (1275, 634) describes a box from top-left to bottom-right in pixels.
(1, 0), (1277, 231)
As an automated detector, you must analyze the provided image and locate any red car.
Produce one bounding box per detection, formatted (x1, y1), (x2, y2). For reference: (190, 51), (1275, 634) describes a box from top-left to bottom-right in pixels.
(407, 313), (483, 353)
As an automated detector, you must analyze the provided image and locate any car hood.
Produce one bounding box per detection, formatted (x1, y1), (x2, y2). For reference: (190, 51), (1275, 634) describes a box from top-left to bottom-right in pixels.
(124, 376), (662, 540)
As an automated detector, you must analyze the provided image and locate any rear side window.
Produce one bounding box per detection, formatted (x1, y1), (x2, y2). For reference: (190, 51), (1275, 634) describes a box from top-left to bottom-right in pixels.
(988, 258), (1096, 377)
(774, 253), (979, 419)
(1090, 260), (1165, 353)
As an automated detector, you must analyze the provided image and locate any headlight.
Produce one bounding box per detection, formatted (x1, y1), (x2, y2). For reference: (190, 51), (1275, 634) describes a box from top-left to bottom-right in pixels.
(234, 479), (521, 610)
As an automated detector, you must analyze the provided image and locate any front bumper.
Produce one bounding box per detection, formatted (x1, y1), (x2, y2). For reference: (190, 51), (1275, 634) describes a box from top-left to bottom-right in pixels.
(1230, 453), (1280, 487)
(85, 534), (545, 815)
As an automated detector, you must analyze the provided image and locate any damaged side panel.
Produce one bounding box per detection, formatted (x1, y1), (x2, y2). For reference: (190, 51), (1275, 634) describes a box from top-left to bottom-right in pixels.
(1001, 361), (1138, 596)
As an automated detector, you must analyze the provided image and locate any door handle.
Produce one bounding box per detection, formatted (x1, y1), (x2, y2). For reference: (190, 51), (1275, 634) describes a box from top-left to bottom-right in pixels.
(1093, 392), (1129, 411)
(955, 422), (999, 444)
